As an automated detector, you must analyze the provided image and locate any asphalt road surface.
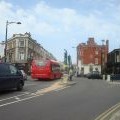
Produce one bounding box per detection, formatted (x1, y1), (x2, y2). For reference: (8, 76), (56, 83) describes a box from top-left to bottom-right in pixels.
(0, 77), (120, 120)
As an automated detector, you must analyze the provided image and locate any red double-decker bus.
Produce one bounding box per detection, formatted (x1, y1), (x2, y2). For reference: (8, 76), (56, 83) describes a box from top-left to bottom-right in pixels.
(31, 59), (63, 80)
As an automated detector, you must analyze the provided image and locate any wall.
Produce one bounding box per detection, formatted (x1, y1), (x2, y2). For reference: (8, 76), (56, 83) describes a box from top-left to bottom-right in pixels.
(0, 44), (5, 58)
(77, 38), (108, 75)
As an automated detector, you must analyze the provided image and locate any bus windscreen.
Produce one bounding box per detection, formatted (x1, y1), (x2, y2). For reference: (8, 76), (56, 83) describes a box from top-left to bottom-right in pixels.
(35, 60), (47, 67)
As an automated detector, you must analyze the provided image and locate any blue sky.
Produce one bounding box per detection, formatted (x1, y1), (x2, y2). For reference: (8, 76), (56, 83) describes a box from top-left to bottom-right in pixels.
(0, 0), (120, 63)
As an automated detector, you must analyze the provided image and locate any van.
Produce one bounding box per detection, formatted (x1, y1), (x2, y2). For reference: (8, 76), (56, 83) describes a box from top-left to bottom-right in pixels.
(0, 63), (25, 91)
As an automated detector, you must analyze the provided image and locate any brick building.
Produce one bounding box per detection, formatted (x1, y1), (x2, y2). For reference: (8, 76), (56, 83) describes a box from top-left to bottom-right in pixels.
(77, 38), (109, 75)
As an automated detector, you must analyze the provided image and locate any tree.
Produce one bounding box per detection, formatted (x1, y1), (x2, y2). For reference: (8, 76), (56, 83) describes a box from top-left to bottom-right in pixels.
(68, 55), (72, 68)
(64, 50), (67, 65)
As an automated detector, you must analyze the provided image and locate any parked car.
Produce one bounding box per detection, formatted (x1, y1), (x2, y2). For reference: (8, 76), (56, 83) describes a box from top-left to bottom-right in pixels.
(87, 71), (102, 79)
(0, 63), (25, 91)
(20, 70), (27, 80)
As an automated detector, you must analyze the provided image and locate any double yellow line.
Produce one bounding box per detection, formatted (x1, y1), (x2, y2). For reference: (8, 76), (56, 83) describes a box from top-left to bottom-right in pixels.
(95, 102), (120, 120)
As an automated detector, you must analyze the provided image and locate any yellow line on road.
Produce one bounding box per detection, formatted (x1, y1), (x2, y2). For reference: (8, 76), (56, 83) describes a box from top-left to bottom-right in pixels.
(95, 102), (120, 120)
(54, 86), (70, 91)
(35, 81), (65, 95)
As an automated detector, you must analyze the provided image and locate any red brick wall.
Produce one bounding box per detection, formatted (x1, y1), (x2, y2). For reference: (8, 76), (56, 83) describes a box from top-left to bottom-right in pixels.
(78, 38), (108, 65)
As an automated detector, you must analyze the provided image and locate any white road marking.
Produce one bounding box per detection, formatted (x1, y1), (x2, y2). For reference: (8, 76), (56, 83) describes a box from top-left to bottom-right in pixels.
(0, 93), (44, 108)
(0, 92), (29, 102)
(54, 86), (70, 91)
(31, 93), (44, 96)
(0, 81), (72, 108)
(36, 88), (49, 93)
(15, 97), (20, 100)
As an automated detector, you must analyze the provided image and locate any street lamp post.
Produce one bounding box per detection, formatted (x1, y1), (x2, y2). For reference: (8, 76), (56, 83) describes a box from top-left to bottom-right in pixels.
(4, 20), (21, 62)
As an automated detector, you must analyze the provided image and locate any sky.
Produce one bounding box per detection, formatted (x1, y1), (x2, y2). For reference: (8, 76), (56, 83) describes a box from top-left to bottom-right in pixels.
(0, 0), (120, 63)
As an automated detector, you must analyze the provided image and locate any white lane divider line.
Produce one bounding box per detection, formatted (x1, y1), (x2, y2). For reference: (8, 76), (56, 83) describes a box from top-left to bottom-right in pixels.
(0, 93), (44, 108)
(15, 97), (20, 100)
(0, 92), (29, 102)
(36, 88), (47, 93)
(0, 81), (70, 108)
(30, 93), (44, 96)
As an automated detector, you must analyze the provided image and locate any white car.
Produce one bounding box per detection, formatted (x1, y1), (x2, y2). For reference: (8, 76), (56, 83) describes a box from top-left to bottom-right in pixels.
(20, 70), (27, 80)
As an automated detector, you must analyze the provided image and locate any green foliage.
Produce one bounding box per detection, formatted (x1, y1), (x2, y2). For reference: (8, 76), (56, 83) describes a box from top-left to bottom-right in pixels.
(64, 50), (67, 65)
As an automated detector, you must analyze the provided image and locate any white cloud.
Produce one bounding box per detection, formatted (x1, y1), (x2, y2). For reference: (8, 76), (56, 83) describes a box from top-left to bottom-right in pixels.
(0, 1), (12, 12)
(1, 0), (119, 38)
(1, 0), (120, 61)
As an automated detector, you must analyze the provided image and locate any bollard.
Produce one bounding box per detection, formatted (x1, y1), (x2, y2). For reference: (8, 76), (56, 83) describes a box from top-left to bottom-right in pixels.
(107, 75), (111, 82)
(102, 74), (105, 80)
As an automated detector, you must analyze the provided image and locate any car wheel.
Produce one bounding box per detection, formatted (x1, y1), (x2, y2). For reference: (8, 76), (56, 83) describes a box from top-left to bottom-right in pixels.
(17, 82), (23, 91)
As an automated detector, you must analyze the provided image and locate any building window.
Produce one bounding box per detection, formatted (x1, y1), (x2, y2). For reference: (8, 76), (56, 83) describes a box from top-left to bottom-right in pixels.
(95, 50), (98, 55)
(19, 52), (24, 60)
(8, 42), (12, 49)
(9, 53), (13, 62)
(80, 51), (83, 56)
(19, 40), (24, 47)
(95, 58), (98, 64)
(116, 52), (120, 63)
(13, 41), (16, 48)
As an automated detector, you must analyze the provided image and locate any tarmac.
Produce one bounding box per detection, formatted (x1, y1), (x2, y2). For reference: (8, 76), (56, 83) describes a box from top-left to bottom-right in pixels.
(28, 75), (120, 120)
(95, 80), (120, 120)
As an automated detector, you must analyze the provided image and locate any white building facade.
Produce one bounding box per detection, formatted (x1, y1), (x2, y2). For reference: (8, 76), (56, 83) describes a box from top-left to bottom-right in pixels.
(5, 32), (56, 73)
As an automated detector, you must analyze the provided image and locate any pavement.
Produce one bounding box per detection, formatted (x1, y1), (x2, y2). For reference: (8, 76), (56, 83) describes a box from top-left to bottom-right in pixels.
(109, 110), (120, 120)
(60, 74), (77, 85)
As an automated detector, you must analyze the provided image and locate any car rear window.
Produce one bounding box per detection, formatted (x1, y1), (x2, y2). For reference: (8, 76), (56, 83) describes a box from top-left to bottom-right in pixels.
(92, 71), (100, 74)
(0, 64), (10, 75)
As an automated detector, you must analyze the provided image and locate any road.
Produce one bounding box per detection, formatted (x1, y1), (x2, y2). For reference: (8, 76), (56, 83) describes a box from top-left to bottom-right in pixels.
(0, 77), (120, 120)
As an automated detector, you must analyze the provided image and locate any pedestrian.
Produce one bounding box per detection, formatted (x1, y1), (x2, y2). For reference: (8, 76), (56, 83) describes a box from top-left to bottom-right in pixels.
(68, 68), (73, 81)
